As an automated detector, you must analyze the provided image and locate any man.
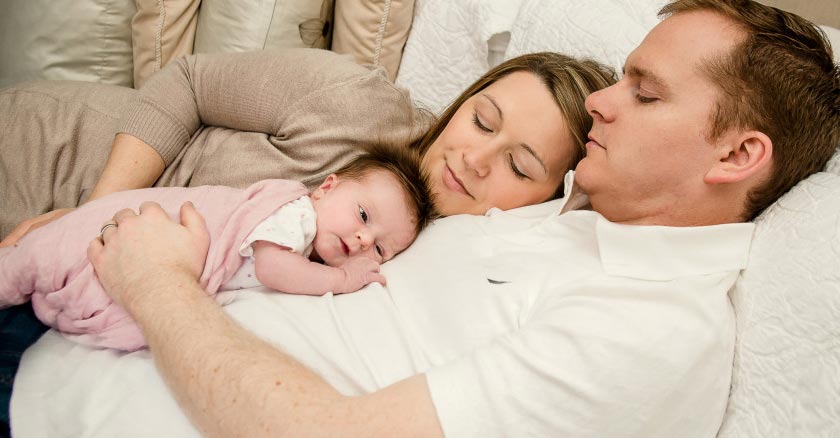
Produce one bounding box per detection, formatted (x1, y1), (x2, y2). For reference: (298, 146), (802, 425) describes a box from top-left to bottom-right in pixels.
(12, 1), (840, 437)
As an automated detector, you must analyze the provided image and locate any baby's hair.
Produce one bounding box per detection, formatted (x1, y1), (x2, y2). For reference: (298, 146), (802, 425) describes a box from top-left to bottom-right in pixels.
(334, 144), (437, 235)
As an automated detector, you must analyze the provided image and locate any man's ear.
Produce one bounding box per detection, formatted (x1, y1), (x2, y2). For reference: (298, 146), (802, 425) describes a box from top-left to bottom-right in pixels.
(704, 130), (773, 184)
(311, 174), (339, 200)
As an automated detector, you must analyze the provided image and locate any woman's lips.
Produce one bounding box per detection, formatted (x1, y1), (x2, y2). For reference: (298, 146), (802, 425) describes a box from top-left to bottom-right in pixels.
(443, 164), (474, 198)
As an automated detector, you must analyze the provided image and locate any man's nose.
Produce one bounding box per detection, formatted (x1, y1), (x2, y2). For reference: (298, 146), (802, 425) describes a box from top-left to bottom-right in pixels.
(585, 85), (615, 123)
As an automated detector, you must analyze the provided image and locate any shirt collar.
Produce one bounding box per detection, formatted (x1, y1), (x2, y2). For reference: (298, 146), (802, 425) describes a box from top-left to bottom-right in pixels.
(595, 214), (754, 280)
(557, 171), (754, 280)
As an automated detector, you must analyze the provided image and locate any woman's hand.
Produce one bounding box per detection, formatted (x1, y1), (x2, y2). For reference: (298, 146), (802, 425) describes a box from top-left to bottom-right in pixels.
(0, 208), (75, 247)
(87, 201), (210, 311)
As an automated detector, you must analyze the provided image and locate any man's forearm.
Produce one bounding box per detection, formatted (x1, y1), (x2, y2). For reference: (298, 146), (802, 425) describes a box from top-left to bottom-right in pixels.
(128, 273), (344, 438)
(91, 202), (443, 437)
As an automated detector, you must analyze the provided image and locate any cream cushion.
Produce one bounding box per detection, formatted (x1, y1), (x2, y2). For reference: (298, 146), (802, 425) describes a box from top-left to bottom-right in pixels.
(193, 0), (329, 54)
(132, 0), (201, 88)
(0, 0), (136, 88)
(758, 0), (840, 28)
(332, 0), (415, 81)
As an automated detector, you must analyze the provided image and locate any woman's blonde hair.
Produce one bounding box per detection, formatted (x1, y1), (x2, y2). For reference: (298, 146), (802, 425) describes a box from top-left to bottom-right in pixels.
(413, 52), (617, 197)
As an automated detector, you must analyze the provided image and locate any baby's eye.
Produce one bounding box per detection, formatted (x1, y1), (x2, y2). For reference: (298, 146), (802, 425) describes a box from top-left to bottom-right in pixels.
(375, 245), (383, 258)
(359, 206), (368, 223)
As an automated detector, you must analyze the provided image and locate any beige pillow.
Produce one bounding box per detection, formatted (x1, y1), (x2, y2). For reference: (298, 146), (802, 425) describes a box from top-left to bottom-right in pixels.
(132, 0), (201, 88)
(758, 0), (840, 28)
(331, 0), (416, 81)
(193, 0), (330, 54)
(0, 0), (135, 88)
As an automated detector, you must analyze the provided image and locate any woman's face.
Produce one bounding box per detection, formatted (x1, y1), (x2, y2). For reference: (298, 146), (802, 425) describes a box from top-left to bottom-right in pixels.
(421, 71), (574, 216)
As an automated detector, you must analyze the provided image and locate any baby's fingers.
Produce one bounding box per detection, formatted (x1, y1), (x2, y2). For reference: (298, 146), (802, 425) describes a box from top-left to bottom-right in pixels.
(366, 272), (386, 287)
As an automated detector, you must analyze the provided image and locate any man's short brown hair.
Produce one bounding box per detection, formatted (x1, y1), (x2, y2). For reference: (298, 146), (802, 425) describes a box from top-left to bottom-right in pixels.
(335, 143), (436, 235)
(660, 0), (840, 220)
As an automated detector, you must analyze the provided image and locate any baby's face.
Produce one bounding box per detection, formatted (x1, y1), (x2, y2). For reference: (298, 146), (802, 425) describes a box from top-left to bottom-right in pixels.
(309, 169), (418, 267)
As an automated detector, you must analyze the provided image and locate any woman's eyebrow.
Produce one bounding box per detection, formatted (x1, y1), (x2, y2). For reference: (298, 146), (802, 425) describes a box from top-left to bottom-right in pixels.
(519, 142), (547, 174)
(482, 94), (503, 121)
(483, 93), (547, 175)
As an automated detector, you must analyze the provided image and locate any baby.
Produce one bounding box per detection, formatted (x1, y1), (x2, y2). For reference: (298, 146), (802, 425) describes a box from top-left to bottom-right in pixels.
(0, 145), (434, 351)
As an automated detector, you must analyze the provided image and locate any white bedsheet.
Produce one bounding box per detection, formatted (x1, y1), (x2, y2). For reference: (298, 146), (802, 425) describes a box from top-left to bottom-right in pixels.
(11, 199), (566, 437)
(10, 1), (840, 436)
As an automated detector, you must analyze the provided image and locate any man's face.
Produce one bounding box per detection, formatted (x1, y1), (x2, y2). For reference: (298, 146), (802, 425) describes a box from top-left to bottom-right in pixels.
(575, 10), (744, 225)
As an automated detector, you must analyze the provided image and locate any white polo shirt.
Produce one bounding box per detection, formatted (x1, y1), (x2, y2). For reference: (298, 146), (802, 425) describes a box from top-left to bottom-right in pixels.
(421, 208), (752, 437)
(12, 175), (754, 438)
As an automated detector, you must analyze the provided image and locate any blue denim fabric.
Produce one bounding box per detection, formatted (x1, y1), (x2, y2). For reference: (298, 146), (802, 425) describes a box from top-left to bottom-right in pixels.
(0, 304), (48, 432)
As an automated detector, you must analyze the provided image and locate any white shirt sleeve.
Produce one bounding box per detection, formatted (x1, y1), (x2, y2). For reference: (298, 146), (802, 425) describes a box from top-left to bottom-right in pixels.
(425, 276), (735, 438)
(238, 196), (317, 258)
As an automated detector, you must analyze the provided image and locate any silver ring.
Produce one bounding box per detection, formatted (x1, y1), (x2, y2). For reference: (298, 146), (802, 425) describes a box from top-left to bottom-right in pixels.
(99, 223), (118, 236)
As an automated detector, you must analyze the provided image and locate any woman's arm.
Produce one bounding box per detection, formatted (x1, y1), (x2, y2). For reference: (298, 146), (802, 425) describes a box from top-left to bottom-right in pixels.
(0, 134), (164, 247)
(2, 50), (344, 247)
(88, 202), (443, 438)
(121, 49), (406, 166)
(87, 134), (166, 201)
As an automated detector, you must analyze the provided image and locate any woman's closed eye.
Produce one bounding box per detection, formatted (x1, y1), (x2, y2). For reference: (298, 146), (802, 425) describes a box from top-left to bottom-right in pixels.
(508, 153), (529, 179)
(472, 112), (493, 133)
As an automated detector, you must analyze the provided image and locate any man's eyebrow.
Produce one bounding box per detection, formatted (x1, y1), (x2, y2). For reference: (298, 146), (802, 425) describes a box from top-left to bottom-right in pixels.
(520, 142), (548, 175)
(623, 65), (668, 91)
(482, 94), (503, 121)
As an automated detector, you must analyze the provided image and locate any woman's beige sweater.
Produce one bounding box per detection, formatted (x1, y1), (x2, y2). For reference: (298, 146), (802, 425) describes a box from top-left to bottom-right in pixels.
(0, 49), (430, 237)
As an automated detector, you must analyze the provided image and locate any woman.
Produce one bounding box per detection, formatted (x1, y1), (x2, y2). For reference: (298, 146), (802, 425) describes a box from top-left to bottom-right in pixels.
(0, 48), (615, 431)
(1, 48), (614, 240)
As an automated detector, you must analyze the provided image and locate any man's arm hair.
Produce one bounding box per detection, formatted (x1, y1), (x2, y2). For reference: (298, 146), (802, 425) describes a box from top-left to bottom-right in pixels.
(135, 274), (443, 437)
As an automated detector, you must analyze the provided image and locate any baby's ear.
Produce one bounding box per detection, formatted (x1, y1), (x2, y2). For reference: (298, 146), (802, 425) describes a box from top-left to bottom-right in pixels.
(311, 174), (339, 200)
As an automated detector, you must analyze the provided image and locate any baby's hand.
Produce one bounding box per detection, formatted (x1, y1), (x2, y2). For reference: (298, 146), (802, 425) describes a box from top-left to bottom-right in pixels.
(336, 257), (385, 293)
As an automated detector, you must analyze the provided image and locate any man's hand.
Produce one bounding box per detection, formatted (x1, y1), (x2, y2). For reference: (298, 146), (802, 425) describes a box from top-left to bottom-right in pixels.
(0, 208), (75, 247)
(87, 201), (210, 310)
(336, 257), (385, 293)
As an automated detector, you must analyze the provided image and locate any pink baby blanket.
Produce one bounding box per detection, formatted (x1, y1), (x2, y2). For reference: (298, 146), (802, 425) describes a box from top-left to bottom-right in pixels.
(0, 179), (307, 350)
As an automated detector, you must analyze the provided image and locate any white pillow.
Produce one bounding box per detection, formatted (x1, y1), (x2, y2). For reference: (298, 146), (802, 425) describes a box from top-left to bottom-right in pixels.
(505, 0), (665, 75)
(819, 25), (840, 63)
(826, 147), (840, 175)
(395, 0), (524, 115)
(720, 170), (840, 438)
